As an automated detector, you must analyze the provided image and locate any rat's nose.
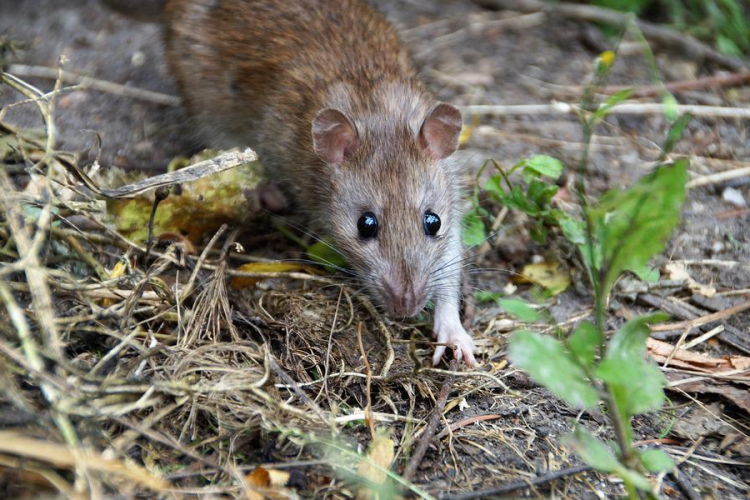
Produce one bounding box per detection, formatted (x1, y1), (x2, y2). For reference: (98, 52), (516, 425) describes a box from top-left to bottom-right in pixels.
(382, 276), (424, 317)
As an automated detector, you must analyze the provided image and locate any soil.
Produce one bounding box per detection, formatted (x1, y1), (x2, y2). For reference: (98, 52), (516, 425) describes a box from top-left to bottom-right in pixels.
(1, 0), (748, 499)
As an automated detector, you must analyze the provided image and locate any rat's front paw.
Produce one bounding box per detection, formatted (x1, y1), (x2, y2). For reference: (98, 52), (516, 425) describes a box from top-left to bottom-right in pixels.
(433, 321), (478, 368)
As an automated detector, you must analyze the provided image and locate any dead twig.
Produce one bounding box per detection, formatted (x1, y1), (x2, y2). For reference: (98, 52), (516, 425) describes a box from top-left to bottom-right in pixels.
(403, 358), (458, 482)
(462, 102), (750, 120)
(357, 323), (376, 437)
(669, 468), (702, 500)
(65, 148), (258, 199)
(649, 300), (750, 332)
(639, 294), (750, 355)
(686, 167), (750, 188)
(6, 64), (181, 106)
(435, 414), (502, 440)
(439, 464), (591, 500)
(556, 70), (750, 99)
(356, 294), (395, 377)
(268, 356), (329, 426)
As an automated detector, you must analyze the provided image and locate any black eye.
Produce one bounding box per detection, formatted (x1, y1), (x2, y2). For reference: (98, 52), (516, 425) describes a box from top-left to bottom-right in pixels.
(423, 210), (441, 236)
(357, 211), (379, 239)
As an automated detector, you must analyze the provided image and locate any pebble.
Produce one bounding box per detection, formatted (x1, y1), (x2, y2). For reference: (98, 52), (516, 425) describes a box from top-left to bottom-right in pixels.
(722, 187), (747, 207)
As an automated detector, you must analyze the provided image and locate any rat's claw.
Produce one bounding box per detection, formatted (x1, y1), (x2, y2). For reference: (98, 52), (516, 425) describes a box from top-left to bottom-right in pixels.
(431, 344), (447, 367)
(433, 320), (478, 368)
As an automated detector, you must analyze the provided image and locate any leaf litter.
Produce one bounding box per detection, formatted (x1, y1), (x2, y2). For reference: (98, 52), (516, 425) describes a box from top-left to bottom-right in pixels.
(3, 5), (750, 497)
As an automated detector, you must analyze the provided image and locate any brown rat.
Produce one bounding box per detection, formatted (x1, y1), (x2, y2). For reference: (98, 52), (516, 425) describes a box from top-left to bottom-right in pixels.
(110, 0), (477, 366)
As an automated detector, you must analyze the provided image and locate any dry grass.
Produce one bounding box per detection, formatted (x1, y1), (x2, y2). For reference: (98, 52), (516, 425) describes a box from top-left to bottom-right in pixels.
(4, 47), (748, 500)
(0, 69), (560, 500)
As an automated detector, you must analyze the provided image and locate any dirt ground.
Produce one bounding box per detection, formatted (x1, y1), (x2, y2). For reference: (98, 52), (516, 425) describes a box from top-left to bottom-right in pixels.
(1, 0), (749, 498)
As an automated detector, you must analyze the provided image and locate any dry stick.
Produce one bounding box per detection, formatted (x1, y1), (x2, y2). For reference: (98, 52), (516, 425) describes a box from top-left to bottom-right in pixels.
(316, 286), (344, 404)
(0, 73), (83, 470)
(462, 102), (750, 119)
(472, 0), (749, 72)
(435, 414), (502, 440)
(356, 295), (395, 377)
(616, 72), (750, 98)
(649, 299), (750, 332)
(402, 358), (458, 482)
(357, 323), (376, 438)
(686, 167), (750, 188)
(669, 469), (702, 500)
(638, 294), (750, 355)
(63, 148), (258, 199)
(145, 186), (170, 263)
(439, 464), (591, 500)
(267, 356), (329, 426)
(559, 71), (750, 99)
(6, 64), (181, 106)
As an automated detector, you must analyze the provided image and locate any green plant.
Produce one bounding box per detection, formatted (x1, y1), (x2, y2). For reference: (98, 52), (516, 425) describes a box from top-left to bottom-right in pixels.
(464, 154), (586, 247)
(587, 0), (750, 56)
(467, 47), (690, 497)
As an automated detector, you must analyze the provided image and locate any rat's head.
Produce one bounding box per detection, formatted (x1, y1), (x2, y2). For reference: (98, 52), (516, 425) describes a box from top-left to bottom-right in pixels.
(311, 102), (464, 317)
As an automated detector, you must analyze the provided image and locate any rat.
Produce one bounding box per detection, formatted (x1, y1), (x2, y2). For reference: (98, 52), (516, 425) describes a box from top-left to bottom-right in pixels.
(105, 0), (478, 367)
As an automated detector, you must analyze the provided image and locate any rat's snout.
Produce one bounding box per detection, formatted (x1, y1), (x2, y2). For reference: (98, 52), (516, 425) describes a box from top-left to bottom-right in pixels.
(381, 273), (426, 318)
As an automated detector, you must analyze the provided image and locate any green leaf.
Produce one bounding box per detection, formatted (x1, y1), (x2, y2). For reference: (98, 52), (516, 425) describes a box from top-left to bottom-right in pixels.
(526, 179), (559, 209)
(307, 240), (347, 271)
(484, 175), (506, 199)
(660, 114), (692, 160)
(606, 313), (668, 361)
(462, 211), (486, 247)
(662, 94), (679, 122)
(475, 290), (503, 304)
(504, 185), (541, 215)
(596, 358), (666, 415)
(717, 35), (742, 57)
(595, 89), (633, 121)
(639, 449), (674, 473)
(498, 298), (541, 322)
(631, 263), (660, 283)
(590, 159), (688, 297)
(530, 223), (548, 244)
(568, 321), (601, 368)
(564, 427), (620, 472)
(555, 213), (587, 245)
(596, 313), (669, 416)
(564, 427), (652, 491)
(509, 331), (598, 408)
(522, 155), (564, 182)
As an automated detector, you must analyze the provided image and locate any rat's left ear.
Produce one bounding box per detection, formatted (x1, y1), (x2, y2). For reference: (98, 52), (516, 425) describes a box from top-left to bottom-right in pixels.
(418, 103), (463, 160)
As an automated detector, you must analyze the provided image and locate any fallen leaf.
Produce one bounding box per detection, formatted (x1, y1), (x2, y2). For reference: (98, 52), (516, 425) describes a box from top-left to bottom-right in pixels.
(514, 261), (570, 295)
(245, 467), (291, 500)
(107, 150), (264, 244)
(665, 262), (716, 297)
(647, 338), (750, 372)
(101, 259), (129, 307)
(357, 434), (394, 499)
(231, 262), (322, 288)
(459, 124), (473, 146)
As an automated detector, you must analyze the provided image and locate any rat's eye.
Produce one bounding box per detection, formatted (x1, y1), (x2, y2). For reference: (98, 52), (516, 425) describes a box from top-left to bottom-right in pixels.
(357, 211), (379, 239)
(423, 210), (441, 236)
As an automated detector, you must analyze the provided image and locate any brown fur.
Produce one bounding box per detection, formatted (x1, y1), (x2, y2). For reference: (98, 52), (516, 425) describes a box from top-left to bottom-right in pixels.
(109, 0), (468, 334)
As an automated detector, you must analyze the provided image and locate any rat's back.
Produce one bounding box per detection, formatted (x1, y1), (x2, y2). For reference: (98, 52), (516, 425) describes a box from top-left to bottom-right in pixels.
(163, 0), (419, 151)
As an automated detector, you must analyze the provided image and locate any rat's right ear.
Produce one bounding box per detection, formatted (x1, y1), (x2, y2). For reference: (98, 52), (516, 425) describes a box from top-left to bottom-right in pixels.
(312, 109), (359, 165)
(418, 103), (463, 161)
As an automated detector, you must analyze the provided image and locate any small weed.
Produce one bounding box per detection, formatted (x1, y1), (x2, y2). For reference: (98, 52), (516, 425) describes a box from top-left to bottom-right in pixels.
(467, 35), (691, 499)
